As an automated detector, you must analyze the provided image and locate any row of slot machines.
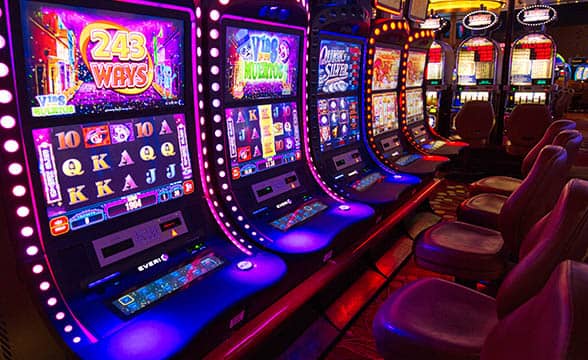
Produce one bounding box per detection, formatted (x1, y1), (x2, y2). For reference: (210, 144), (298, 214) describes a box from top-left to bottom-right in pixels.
(424, 13), (558, 133)
(0, 0), (465, 358)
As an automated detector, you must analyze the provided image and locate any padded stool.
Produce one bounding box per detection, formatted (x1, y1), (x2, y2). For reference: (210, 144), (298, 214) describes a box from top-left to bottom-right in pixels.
(374, 179), (588, 359)
(459, 130), (583, 229)
(469, 120), (576, 196)
(504, 104), (552, 156)
(416, 146), (568, 280)
(452, 101), (495, 148)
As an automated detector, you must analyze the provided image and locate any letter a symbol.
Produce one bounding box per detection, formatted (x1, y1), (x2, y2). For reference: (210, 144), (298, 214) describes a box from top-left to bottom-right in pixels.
(119, 150), (135, 167)
(159, 120), (173, 135)
(122, 175), (139, 191)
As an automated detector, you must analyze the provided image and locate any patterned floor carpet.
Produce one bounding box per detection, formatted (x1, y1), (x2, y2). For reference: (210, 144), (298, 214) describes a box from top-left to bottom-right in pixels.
(324, 180), (469, 359)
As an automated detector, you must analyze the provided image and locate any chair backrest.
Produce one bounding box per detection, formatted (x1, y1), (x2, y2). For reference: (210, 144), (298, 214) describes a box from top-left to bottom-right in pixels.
(505, 104), (552, 156)
(499, 145), (568, 258)
(454, 100), (495, 146)
(552, 129), (583, 170)
(481, 260), (588, 360)
(495, 179), (588, 318)
(520, 119), (576, 175)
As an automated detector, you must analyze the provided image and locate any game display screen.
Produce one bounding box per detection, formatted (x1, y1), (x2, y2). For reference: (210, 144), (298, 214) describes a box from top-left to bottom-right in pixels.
(373, 47), (401, 91)
(372, 92), (398, 136)
(33, 114), (194, 236)
(317, 96), (361, 152)
(20, 1), (185, 118)
(226, 102), (301, 179)
(317, 39), (362, 94)
(426, 42), (443, 83)
(225, 25), (301, 102)
(406, 51), (427, 88)
(406, 89), (424, 124)
(457, 38), (496, 85)
(510, 35), (554, 86)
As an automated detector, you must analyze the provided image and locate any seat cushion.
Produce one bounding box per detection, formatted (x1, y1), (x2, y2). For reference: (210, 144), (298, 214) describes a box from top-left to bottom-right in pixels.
(469, 176), (522, 196)
(415, 221), (506, 280)
(457, 193), (508, 230)
(373, 278), (498, 360)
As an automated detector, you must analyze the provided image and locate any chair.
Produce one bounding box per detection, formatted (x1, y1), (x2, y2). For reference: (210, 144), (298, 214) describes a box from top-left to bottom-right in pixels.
(374, 179), (588, 359)
(469, 119), (576, 196)
(374, 260), (588, 360)
(415, 146), (568, 281)
(504, 104), (552, 156)
(458, 130), (583, 230)
(453, 101), (495, 147)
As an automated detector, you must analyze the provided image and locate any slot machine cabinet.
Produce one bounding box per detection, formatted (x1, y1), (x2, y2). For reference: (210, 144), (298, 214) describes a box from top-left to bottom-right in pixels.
(507, 5), (558, 111)
(364, 16), (448, 176)
(508, 33), (555, 110)
(422, 15), (454, 137)
(199, 0), (375, 272)
(0, 0), (288, 358)
(305, 0), (421, 213)
(453, 8), (502, 115)
(402, 27), (467, 157)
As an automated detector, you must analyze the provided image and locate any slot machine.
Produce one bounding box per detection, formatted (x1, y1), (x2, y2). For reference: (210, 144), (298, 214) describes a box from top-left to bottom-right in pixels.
(0, 0), (288, 358)
(305, 0), (421, 212)
(403, 20), (467, 157)
(454, 8), (502, 112)
(422, 16), (454, 136)
(199, 0), (375, 269)
(571, 58), (588, 82)
(507, 5), (558, 111)
(363, 0), (449, 175)
(555, 53), (571, 84)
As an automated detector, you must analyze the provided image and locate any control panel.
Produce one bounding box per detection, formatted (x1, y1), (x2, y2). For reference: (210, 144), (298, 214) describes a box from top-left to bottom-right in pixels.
(270, 200), (328, 231)
(93, 211), (188, 267)
(113, 253), (224, 316)
(350, 172), (386, 192)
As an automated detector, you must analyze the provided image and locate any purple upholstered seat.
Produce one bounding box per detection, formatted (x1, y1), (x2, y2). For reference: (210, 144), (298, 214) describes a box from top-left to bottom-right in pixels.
(373, 179), (588, 359)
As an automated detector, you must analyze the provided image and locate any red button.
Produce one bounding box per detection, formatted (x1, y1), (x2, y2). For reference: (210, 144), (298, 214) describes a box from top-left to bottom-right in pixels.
(49, 216), (69, 236)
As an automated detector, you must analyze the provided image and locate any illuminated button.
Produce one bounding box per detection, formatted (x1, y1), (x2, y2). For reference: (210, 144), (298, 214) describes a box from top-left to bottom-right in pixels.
(237, 260), (253, 271)
(338, 205), (351, 211)
(49, 216), (70, 237)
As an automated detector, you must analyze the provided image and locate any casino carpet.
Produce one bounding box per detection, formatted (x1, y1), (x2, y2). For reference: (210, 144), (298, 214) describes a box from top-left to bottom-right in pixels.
(324, 180), (468, 360)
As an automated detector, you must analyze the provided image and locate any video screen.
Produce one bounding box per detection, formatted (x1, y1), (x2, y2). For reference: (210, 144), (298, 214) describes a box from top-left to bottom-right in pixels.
(406, 89), (424, 124)
(21, 1), (185, 118)
(317, 96), (361, 152)
(226, 102), (301, 179)
(373, 47), (401, 91)
(317, 39), (362, 94)
(372, 92), (398, 136)
(225, 25), (300, 102)
(510, 35), (554, 86)
(33, 114), (194, 236)
(426, 43), (443, 82)
(457, 38), (496, 85)
(406, 51), (427, 88)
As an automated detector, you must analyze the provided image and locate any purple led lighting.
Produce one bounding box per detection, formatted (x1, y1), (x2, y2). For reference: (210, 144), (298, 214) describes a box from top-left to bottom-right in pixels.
(16, 206), (30, 217)
(0, 115), (15, 128)
(187, 6), (251, 255)
(47, 297), (57, 306)
(39, 281), (50, 291)
(21, 226), (33, 237)
(56, 312), (65, 320)
(0, 89), (12, 103)
(3, 139), (18, 152)
(64, 325), (73, 333)
(8, 162), (22, 175)
(11, 185), (25, 197)
(32, 264), (43, 274)
(26, 245), (38, 256)
(73, 337), (81, 344)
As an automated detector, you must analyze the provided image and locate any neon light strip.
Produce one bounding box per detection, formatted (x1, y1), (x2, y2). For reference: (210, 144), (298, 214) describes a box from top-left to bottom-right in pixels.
(4, 0), (98, 344)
